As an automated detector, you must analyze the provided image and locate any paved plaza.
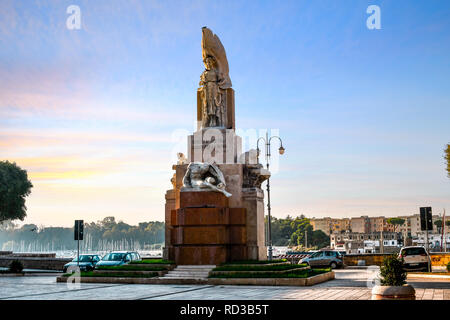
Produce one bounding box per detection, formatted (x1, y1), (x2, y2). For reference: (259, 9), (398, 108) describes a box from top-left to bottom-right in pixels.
(0, 269), (449, 300)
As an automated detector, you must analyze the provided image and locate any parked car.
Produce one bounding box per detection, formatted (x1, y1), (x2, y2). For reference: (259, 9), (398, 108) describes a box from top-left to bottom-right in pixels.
(95, 251), (141, 268)
(398, 246), (431, 272)
(63, 254), (101, 273)
(299, 250), (343, 269)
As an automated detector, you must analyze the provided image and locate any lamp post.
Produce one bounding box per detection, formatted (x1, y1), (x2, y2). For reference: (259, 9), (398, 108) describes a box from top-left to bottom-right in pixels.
(257, 132), (285, 260)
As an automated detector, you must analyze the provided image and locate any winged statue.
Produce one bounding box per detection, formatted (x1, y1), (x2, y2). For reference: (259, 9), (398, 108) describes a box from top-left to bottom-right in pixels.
(199, 27), (232, 128)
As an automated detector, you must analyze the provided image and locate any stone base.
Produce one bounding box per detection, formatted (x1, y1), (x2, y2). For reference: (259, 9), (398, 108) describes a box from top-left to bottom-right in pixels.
(164, 164), (268, 263)
(187, 128), (242, 164)
(168, 191), (248, 265)
(371, 285), (416, 300)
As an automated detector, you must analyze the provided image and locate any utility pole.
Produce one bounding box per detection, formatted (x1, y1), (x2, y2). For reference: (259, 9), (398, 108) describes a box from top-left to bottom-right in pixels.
(426, 213), (430, 252)
(443, 209), (447, 252)
(440, 211), (444, 252)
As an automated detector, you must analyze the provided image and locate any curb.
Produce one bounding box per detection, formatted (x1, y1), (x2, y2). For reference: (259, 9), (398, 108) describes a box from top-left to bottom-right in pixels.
(407, 274), (450, 280)
(56, 271), (335, 286)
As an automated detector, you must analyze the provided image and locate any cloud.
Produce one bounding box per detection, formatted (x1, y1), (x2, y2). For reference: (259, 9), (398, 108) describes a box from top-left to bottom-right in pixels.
(0, 128), (179, 148)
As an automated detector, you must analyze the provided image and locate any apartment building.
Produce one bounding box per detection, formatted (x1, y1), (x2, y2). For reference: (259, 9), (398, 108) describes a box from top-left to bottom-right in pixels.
(350, 216), (370, 233)
(310, 217), (351, 236)
(398, 216), (412, 238)
(310, 217), (332, 235)
(330, 231), (401, 254)
(414, 233), (450, 250)
(369, 216), (395, 233)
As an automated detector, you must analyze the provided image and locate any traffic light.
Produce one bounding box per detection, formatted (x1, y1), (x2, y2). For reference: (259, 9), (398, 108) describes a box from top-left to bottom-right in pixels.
(419, 207), (433, 231)
(74, 220), (84, 240)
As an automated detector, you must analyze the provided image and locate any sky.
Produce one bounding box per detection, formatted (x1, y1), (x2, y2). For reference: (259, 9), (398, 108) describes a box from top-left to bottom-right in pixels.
(0, 0), (449, 227)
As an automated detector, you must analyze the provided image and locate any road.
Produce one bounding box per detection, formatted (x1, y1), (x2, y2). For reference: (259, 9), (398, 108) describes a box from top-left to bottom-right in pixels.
(0, 268), (448, 300)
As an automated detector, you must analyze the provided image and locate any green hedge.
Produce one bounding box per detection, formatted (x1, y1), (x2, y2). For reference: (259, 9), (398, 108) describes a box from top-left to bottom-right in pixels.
(63, 271), (159, 278)
(209, 268), (330, 279)
(96, 265), (167, 271)
(130, 259), (175, 265)
(213, 264), (308, 272)
(222, 259), (288, 265)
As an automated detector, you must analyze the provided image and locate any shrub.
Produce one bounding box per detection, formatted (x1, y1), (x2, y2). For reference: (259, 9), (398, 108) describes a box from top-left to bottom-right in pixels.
(131, 259), (174, 265)
(223, 259), (287, 265)
(63, 271), (158, 278)
(96, 265), (167, 271)
(213, 264), (307, 272)
(9, 260), (24, 273)
(379, 254), (407, 286)
(447, 262), (450, 273)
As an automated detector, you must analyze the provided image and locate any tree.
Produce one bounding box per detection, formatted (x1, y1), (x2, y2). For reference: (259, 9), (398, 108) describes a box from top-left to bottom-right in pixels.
(386, 218), (405, 232)
(309, 230), (330, 249)
(267, 215), (330, 249)
(0, 216), (165, 251)
(446, 221), (450, 228)
(0, 161), (33, 223)
(445, 144), (450, 178)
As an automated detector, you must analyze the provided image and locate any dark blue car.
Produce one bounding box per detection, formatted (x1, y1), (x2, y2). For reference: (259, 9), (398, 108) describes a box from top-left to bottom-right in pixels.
(63, 254), (101, 273)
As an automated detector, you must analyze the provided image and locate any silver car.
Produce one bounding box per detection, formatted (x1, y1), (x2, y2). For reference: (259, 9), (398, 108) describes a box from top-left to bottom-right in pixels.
(299, 250), (343, 269)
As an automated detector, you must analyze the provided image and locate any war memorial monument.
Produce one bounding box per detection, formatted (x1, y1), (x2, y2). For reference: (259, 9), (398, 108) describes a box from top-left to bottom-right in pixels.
(164, 27), (271, 265)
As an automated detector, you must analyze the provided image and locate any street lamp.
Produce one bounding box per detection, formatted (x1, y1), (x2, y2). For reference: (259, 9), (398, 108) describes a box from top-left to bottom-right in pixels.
(257, 132), (285, 261)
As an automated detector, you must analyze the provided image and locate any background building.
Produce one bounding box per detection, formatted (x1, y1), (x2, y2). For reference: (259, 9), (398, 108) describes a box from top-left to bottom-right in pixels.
(330, 231), (401, 254)
(350, 216), (370, 233)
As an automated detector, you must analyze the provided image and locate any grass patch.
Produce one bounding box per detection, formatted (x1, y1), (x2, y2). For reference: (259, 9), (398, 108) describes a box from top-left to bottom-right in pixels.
(222, 259), (288, 265)
(209, 268), (330, 279)
(96, 265), (167, 271)
(130, 259), (175, 265)
(213, 264), (308, 272)
(63, 271), (159, 278)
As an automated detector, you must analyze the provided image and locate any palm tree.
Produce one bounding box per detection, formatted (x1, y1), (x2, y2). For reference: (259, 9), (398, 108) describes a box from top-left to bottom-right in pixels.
(386, 218), (405, 232)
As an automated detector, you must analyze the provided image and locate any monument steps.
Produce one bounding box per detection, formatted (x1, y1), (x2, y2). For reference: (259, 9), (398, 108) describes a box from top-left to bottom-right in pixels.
(160, 265), (215, 279)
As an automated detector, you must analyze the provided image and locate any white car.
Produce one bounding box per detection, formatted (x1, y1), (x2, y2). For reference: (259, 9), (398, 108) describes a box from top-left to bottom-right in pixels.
(398, 246), (431, 272)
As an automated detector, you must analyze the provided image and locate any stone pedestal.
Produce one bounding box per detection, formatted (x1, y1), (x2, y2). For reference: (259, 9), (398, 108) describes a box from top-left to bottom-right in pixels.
(163, 189), (176, 260)
(164, 163), (268, 262)
(168, 191), (247, 265)
(242, 188), (267, 260)
(188, 128), (242, 164)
